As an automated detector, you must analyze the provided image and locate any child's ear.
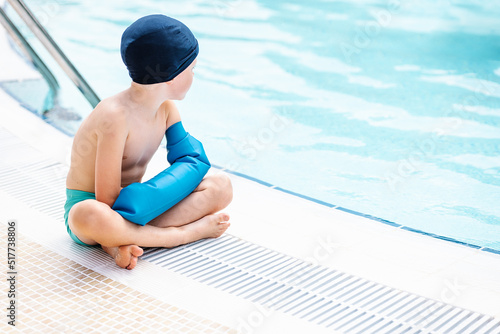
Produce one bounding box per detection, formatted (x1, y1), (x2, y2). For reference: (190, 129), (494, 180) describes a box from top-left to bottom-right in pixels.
(166, 78), (175, 86)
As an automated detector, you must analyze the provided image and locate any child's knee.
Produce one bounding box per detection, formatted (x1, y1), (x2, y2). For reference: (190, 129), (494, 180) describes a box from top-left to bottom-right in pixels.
(69, 200), (109, 231)
(209, 173), (233, 209)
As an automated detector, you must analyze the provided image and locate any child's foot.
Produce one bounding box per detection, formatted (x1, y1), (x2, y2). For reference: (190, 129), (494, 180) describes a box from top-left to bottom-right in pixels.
(184, 213), (230, 241)
(102, 245), (144, 270)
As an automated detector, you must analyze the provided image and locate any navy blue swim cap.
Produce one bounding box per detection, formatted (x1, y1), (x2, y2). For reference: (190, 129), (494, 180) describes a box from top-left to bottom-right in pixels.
(120, 14), (199, 84)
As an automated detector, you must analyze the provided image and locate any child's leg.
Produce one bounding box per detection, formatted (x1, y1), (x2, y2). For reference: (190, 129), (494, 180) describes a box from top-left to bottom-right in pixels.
(148, 173), (233, 228)
(69, 199), (230, 248)
(68, 173), (232, 269)
(68, 199), (230, 269)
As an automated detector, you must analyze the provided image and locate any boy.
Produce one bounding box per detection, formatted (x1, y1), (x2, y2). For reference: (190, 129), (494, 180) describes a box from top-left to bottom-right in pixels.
(64, 14), (232, 270)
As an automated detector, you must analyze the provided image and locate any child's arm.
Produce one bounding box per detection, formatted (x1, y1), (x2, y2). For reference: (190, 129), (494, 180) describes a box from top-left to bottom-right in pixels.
(163, 102), (208, 165)
(165, 100), (181, 130)
(94, 111), (128, 207)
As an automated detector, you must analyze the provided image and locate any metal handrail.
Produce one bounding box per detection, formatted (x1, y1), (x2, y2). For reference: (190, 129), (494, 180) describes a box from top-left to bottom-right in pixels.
(5, 0), (100, 108)
(0, 5), (59, 105)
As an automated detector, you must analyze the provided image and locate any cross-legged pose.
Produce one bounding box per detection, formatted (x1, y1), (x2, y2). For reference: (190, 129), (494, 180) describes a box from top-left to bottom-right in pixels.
(64, 15), (233, 270)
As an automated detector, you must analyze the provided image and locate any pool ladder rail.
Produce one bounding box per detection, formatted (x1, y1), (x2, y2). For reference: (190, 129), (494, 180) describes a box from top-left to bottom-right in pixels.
(0, 0), (100, 108)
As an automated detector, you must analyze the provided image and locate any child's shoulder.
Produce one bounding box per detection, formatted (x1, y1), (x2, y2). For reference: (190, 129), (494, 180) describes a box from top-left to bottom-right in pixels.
(161, 99), (178, 113)
(95, 92), (127, 114)
(87, 94), (129, 133)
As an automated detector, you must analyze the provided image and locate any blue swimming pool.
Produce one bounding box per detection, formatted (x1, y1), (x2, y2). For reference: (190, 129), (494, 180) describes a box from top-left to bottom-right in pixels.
(13, 0), (500, 250)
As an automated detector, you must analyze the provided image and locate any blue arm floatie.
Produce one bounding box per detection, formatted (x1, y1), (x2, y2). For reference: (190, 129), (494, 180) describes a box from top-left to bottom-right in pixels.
(112, 122), (210, 225)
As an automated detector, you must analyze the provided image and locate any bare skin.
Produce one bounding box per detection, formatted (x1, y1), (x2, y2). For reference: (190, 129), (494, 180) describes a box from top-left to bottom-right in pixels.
(101, 212), (230, 270)
(66, 59), (233, 269)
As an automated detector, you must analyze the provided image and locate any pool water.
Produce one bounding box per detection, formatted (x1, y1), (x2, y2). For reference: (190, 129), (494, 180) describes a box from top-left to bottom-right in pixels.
(14, 0), (500, 250)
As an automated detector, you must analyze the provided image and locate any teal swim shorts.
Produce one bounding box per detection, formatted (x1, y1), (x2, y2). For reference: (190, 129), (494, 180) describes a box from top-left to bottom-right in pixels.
(64, 189), (98, 247)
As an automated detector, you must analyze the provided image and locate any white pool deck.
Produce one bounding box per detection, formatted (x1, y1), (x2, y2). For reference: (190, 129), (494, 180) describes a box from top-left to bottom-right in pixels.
(0, 22), (499, 333)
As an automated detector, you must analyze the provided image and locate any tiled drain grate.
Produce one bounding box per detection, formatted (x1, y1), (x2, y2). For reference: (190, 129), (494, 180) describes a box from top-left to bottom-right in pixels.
(141, 236), (500, 333)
